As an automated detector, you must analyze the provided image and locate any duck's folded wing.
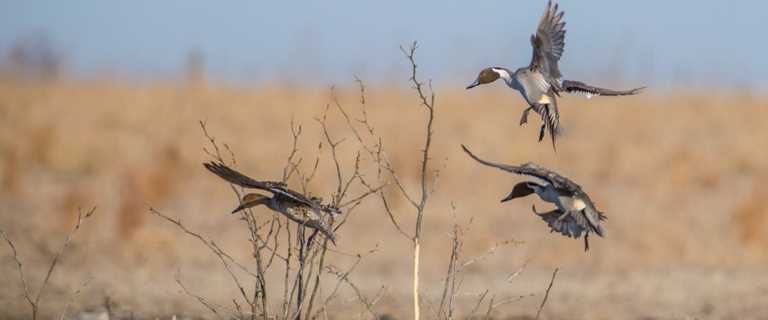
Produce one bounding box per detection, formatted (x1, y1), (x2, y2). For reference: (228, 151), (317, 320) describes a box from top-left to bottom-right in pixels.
(578, 205), (607, 237)
(533, 96), (561, 151)
(305, 219), (337, 245)
(529, 0), (566, 84)
(562, 80), (645, 97)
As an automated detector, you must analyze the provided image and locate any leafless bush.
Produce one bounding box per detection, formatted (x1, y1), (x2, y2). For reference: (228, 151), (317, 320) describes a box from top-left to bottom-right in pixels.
(150, 88), (385, 319)
(330, 41), (532, 319)
(0, 207), (96, 320)
(149, 41), (539, 320)
(339, 40), (439, 320)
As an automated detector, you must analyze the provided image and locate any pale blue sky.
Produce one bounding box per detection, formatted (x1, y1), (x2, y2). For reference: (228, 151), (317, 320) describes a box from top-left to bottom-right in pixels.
(0, 0), (764, 88)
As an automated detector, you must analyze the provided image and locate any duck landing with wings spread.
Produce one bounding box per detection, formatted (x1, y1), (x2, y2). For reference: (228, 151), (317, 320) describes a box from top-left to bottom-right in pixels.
(462, 145), (606, 251)
(204, 162), (340, 245)
(466, 0), (644, 150)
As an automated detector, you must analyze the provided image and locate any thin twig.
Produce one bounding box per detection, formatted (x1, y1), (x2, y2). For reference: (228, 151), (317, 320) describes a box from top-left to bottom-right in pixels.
(467, 289), (489, 319)
(175, 270), (234, 320)
(149, 207), (254, 313)
(36, 207), (96, 318)
(200, 120), (226, 164)
(457, 239), (524, 274)
(506, 261), (529, 283)
(438, 223), (461, 319)
(0, 228), (35, 317)
(396, 40), (439, 320)
(58, 277), (93, 320)
(536, 268), (560, 320)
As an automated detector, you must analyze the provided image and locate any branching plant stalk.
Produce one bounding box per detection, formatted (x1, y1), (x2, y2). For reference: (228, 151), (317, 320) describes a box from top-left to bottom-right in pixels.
(1, 207), (96, 320)
(178, 60), (394, 320)
(398, 40), (437, 320)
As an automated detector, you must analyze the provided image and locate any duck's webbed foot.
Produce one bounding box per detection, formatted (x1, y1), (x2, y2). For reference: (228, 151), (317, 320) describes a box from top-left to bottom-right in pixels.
(519, 107), (532, 125)
(538, 124), (546, 142)
(583, 232), (590, 252)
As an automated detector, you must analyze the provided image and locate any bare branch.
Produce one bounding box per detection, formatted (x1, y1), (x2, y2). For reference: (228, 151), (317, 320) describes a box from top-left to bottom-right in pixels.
(375, 157), (419, 210)
(379, 191), (412, 239)
(0, 228), (34, 317)
(484, 294), (496, 319)
(438, 223), (461, 319)
(506, 261), (529, 283)
(338, 183), (386, 209)
(458, 239), (524, 273)
(1, 207), (96, 320)
(352, 76), (378, 140)
(58, 277), (93, 320)
(399, 40), (439, 320)
(36, 207), (96, 315)
(175, 270), (235, 320)
(467, 289), (489, 319)
(282, 117), (303, 182)
(536, 268), (560, 320)
(200, 120), (227, 163)
(316, 102), (346, 203)
(492, 294), (535, 312)
(149, 207), (257, 316)
(399, 41), (436, 239)
(316, 256), (363, 317)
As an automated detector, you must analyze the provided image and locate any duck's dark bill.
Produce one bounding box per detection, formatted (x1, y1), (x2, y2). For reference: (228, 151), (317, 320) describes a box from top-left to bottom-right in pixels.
(466, 79), (480, 89)
(500, 193), (517, 202)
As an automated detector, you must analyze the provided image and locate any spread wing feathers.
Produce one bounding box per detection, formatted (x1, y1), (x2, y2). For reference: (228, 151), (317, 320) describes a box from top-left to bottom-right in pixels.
(533, 206), (585, 238)
(562, 80), (645, 97)
(529, 0), (566, 82)
(203, 162), (327, 214)
(533, 206), (605, 251)
(461, 145), (580, 192)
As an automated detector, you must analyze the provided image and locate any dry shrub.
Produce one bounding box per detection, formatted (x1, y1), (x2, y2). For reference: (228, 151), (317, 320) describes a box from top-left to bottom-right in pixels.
(28, 124), (55, 166)
(2, 76), (768, 318)
(57, 187), (89, 231)
(734, 179), (768, 254)
(2, 144), (21, 196)
(117, 144), (183, 239)
(667, 148), (694, 189)
(144, 144), (183, 201)
(118, 172), (145, 239)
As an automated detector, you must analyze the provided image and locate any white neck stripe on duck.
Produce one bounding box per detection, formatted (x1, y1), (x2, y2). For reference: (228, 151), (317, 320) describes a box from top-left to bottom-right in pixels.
(491, 67), (513, 85)
(526, 181), (545, 193)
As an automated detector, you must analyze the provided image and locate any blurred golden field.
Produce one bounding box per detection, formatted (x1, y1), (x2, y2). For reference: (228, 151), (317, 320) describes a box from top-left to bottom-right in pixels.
(1, 76), (768, 319)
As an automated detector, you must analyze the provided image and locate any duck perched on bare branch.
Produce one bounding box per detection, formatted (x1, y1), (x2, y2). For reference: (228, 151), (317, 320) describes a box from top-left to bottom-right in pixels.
(203, 162), (339, 245)
(466, 0), (644, 150)
(461, 145), (606, 251)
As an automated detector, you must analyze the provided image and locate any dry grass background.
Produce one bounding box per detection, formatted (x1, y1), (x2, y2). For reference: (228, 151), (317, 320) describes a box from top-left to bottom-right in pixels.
(1, 77), (768, 319)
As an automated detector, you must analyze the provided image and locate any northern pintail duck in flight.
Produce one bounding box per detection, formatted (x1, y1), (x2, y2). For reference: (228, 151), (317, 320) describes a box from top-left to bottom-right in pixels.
(204, 162), (340, 245)
(462, 145), (606, 251)
(466, 1), (644, 149)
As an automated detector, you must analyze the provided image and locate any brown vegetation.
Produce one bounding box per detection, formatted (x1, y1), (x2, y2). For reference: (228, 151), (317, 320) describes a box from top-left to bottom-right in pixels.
(1, 71), (768, 318)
